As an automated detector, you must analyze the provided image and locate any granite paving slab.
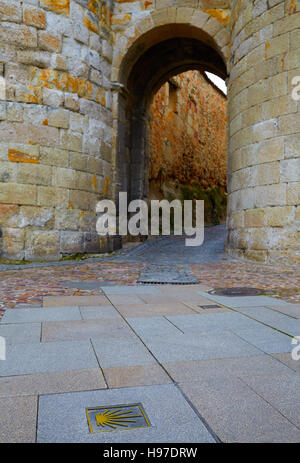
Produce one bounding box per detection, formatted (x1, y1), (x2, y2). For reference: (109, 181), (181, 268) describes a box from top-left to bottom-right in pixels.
(126, 316), (183, 337)
(166, 312), (260, 333)
(233, 307), (300, 336)
(197, 291), (291, 308)
(242, 371), (300, 428)
(272, 353), (300, 372)
(41, 319), (134, 342)
(0, 322), (41, 344)
(265, 304), (300, 319)
(0, 396), (38, 443)
(231, 325), (293, 354)
(101, 286), (162, 295)
(1, 307), (82, 324)
(91, 337), (157, 368)
(103, 365), (172, 388)
(143, 331), (261, 363)
(79, 306), (122, 320)
(37, 384), (216, 443)
(115, 302), (195, 318)
(180, 378), (300, 443)
(107, 295), (146, 305)
(43, 295), (109, 307)
(0, 340), (99, 376)
(163, 354), (294, 383)
(0, 369), (106, 398)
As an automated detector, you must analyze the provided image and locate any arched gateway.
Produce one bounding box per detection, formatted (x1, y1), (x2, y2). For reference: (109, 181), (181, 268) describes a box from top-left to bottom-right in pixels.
(0, 1), (298, 266)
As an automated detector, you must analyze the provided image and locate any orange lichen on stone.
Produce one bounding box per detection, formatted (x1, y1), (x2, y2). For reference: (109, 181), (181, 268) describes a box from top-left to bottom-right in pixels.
(96, 88), (106, 106)
(111, 13), (131, 24)
(205, 9), (231, 24)
(100, 4), (111, 26)
(84, 14), (99, 33)
(288, 0), (297, 15)
(68, 201), (74, 209)
(43, 119), (48, 126)
(24, 8), (47, 29)
(88, 0), (100, 16)
(103, 178), (110, 196)
(30, 68), (93, 99)
(265, 41), (270, 59)
(18, 85), (42, 104)
(144, 1), (152, 9)
(40, 0), (70, 16)
(8, 150), (39, 164)
(0, 205), (19, 222)
(92, 175), (97, 191)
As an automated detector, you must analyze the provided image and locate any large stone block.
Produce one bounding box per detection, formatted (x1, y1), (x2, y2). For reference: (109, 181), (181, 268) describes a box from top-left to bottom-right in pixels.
(264, 206), (294, 227)
(280, 158), (300, 183)
(1, 228), (25, 260)
(25, 230), (60, 260)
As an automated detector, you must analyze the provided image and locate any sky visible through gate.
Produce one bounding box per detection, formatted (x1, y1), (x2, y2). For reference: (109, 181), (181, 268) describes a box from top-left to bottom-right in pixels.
(205, 72), (227, 95)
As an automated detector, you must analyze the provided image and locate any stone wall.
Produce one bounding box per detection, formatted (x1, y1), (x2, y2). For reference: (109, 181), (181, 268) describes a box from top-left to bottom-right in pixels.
(227, 0), (300, 266)
(148, 70), (227, 224)
(0, 0), (299, 265)
(0, 0), (114, 260)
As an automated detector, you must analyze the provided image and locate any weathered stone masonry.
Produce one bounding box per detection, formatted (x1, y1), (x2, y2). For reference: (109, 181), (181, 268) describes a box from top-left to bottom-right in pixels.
(149, 70), (227, 225)
(0, 0), (299, 265)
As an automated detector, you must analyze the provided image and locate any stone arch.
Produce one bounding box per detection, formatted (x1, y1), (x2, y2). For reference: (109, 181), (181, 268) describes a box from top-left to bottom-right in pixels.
(111, 7), (231, 83)
(110, 11), (230, 206)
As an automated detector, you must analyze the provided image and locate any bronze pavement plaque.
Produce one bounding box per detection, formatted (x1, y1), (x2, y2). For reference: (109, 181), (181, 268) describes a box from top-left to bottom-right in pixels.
(86, 403), (151, 433)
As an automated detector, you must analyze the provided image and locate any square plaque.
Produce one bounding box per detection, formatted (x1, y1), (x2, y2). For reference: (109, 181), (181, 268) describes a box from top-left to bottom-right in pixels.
(86, 403), (150, 433)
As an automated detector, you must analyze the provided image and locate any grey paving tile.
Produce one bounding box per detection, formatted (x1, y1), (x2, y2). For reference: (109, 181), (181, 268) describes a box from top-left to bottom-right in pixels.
(182, 301), (228, 314)
(232, 325), (293, 354)
(37, 384), (215, 443)
(159, 285), (210, 296)
(41, 319), (134, 342)
(1, 307), (82, 324)
(266, 304), (300, 319)
(166, 312), (260, 333)
(235, 306), (292, 323)
(272, 352), (300, 373)
(179, 378), (300, 443)
(0, 340), (99, 376)
(138, 294), (183, 303)
(79, 306), (121, 320)
(197, 291), (291, 308)
(92, 337), (156, 368)
(103, 365), (172, 388)
(108, 295), (146, 305)
(0, 395), (37, 443)
(116, 302), (195, 318)
(234, 307), (300, 336)
(0, 369), (106, 398)
(163, 355), (293, 383)
(242, 371), (300, 428)
(43, 295), (109, 307)
(101, 286), (162, 295)
(144, 331), (261, 363)
(0, 322), (41, 344)
(126, 316), (182, 337)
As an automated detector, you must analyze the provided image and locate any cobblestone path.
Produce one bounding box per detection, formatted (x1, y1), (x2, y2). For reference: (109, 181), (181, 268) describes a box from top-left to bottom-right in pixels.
(0, 226), (299, 316)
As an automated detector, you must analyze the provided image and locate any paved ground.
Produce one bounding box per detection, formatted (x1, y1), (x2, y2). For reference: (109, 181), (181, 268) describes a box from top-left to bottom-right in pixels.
(1, 286), (300, 443)
(0, 226), (299, 315)
(1, 226), (300, 442)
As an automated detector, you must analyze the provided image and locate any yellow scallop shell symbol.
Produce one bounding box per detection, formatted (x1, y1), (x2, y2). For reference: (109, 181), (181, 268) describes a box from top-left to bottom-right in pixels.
(95, 408), (143, 429)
